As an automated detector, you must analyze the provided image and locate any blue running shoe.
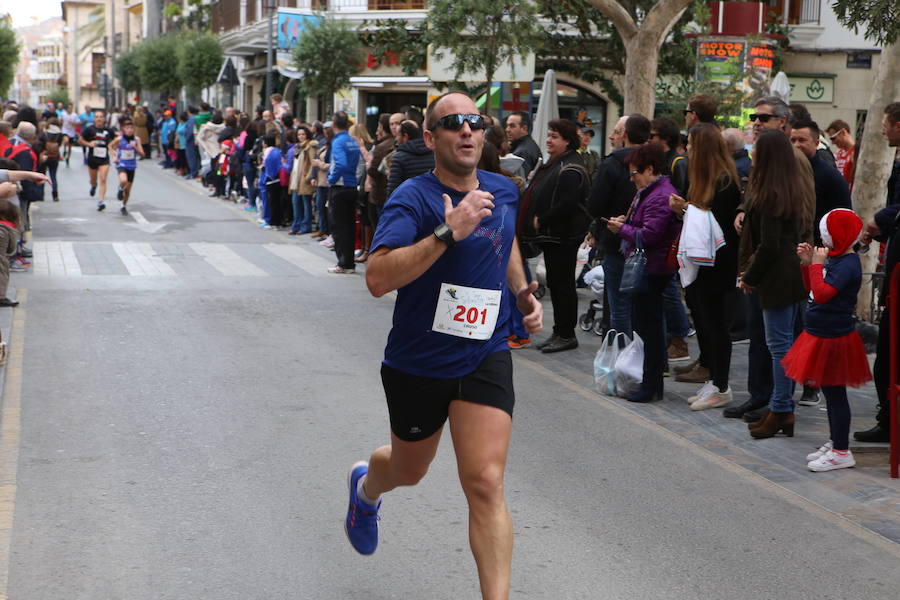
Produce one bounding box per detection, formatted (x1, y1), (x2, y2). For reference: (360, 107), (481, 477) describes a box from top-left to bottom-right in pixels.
(345, 461), (380, 555)
(89, 185), (96, 197)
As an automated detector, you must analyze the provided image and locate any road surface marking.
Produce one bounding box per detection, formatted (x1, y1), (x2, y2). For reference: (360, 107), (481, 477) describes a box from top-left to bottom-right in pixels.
(0, 289), (27, 599)
(262, 244), (332, 277)
(128, 211), (168, 234)
(513, 354), (900, 558)
(112, 242), (176, 277)
(31, 241), (82, 277)
(189, 243), (266, 277)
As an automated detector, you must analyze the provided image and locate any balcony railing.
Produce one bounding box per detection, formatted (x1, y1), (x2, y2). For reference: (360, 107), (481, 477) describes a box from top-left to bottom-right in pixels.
(210, 0), (424, 33)
(767, 0), (821, 26)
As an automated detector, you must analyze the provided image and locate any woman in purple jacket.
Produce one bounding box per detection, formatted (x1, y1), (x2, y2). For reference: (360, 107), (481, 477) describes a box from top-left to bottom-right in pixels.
(607, 143), (682, 402)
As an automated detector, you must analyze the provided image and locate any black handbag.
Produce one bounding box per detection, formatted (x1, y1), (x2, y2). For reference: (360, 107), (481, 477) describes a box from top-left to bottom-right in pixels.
(620, 230), (648, 293)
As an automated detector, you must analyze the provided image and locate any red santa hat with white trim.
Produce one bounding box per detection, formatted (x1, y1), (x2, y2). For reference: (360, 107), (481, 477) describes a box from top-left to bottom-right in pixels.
(819, 208), (863, 257)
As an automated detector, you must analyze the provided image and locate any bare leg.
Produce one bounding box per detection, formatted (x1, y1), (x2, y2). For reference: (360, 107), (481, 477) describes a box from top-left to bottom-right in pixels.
(88, 168), (98, 188)
(118, 171), (130, 205)
(363, 428), (443, 499)
(97, 164), (109, 201)
(448, 400), (513, 600)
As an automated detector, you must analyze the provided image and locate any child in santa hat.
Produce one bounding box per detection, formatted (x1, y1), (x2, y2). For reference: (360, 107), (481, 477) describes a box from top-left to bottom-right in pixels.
(783, 208), (873, 472)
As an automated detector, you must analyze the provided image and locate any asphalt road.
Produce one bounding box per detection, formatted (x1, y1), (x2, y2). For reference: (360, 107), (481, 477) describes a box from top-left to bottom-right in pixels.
(3, 157), (900, 600)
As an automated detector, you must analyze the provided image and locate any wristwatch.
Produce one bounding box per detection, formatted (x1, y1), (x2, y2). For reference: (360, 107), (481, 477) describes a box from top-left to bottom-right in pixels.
(433, 223), (456, 248)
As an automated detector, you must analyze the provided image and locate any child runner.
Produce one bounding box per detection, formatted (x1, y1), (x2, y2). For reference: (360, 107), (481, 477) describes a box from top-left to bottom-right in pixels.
(109, 119), (145, 216)
(783, 208), (873, 472)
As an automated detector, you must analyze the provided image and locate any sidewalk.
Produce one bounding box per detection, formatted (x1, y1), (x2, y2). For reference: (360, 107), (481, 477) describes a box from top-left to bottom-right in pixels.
(155, 163), (900, 546)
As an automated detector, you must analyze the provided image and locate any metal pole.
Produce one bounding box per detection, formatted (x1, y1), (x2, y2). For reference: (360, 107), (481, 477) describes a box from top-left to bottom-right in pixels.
(265, 4), (274, 103)
(109, 0), (117, 109)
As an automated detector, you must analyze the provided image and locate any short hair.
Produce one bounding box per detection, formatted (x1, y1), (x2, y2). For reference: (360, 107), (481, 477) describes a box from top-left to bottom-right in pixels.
(378, 113), (391, 135)
(399, 120), (422, 140)
(688, 94), (718, 123)
(263, 134), (277, 147)
(508, 110), (531, 132)
(0, 157), (18, 170)
(224, 115), (237, 128)
(405, 107), (424, 127)
(885, 102), (900, 125)
(791, 118), (820, 140)
(722, 127), (744, 153)
(0, 200), (20, 227)
(424, 91), (472, 131)
(0, 122), (11, 138)
(200, 102), (211, 112)
(270, 93), (283, 103)
(547, 118), (580, 151)
(650, 117), (680, 150)
(625, 114), (651, 145)
(625, 142), (667, 175)
(332, 111), (350, 130)
(188, 105), (199, 115)
(825, 119), (851, 134)
(281, 113), (293, 129)
(15, 122), (36, 138)
(211, 113), (224, 125)
(285, 129), (297, 145)
(120, 118), (133, 127)
(754, 96), (790, 119)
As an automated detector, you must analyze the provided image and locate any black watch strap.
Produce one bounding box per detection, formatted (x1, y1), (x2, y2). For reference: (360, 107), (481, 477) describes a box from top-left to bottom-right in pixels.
(433, 223), (455, 248)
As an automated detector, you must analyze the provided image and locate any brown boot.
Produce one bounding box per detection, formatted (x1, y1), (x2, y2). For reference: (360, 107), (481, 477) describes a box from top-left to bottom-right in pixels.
(674, 362), (710, 383)
(747, 409), (770, 430)
(749, 411), (794, 439)
(667, 337), (690, 363)
(673, 359), (698, 376)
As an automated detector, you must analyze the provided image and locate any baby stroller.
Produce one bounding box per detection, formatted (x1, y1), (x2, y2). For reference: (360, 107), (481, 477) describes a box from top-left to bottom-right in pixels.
(578, 264), (605, 336)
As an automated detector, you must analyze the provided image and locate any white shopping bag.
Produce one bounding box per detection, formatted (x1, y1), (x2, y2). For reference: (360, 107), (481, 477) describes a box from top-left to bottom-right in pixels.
(594, 329), (630, 396)
(614, 332), (644, 398)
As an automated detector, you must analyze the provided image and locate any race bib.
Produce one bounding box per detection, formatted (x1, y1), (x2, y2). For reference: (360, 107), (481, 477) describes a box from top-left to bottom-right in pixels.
(93, 146), (107, 158)
(120, 149), (135, 160)
(432, 283), (501, 341)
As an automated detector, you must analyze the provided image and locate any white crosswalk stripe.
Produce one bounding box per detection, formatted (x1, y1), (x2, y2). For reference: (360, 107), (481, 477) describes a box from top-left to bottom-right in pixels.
(32, 241), (82, 277)
(262, 243), (332, 277)
(112, 242), (177, 277)
(188, 243), (267, 277)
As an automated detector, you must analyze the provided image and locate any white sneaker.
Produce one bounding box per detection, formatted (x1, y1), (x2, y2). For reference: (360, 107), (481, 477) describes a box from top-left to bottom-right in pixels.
(319, 235), (334, 246)
(691, 387), (733, 411)
(806, 440), (833, 462)
(808, 450), (856, 472)
(687, 381), (716, 404)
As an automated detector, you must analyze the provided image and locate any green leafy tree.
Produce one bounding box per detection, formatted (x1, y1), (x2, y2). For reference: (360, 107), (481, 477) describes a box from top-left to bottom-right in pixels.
(426, 0), (541, 116)
(831, 0), (900, 318)
(176, 32), (223, 93)
(0, 22), (21, 98)
(47, 88), (72, 107)
(291, 18), (364, 114)
(115, 47), (142, 95)
(136, 35), (182, 95)
(359, 19), (428, 77)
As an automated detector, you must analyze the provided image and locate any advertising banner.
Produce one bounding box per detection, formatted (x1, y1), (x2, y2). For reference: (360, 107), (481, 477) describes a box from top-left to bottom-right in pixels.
(696, 36), (776, 97)
(276, 10), (323, 69)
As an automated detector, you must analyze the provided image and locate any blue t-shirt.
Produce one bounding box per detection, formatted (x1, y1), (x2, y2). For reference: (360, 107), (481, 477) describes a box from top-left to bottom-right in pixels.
(371, 170), (519, 377)
(805, 252), (861, 338)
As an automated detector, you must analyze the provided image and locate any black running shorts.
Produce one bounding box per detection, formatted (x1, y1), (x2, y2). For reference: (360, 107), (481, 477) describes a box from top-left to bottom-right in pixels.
(117, 168), (135, 182)
(381, 350), (515, 442)
(87, 158), (109, 170)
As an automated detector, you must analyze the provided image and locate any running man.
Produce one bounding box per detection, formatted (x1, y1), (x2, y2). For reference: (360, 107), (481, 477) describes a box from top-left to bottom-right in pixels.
(109, 118), (145, 216)
(79, 111), (115, 211)
(60, 103), (80, 167)
(345, 91), (542, 600)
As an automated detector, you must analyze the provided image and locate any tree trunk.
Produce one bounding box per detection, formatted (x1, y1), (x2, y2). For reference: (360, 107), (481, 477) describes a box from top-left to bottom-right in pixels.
(854, 42), (900, 321)
(622, 34), (661, 116)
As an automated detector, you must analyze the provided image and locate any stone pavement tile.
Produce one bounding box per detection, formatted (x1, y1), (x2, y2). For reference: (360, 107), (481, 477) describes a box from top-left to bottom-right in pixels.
(150, 242), (219, 277)
(229, 243), (307, 278)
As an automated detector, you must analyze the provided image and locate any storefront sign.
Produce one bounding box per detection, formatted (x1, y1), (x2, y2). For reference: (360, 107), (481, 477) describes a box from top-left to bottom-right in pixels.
(787, 75), (834, 103)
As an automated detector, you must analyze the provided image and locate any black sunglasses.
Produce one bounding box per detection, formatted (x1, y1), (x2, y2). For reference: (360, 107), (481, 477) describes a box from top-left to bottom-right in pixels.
(749, 113), (775, 123)
(430, 113), (486, 132)
(682, 109), (695, 116)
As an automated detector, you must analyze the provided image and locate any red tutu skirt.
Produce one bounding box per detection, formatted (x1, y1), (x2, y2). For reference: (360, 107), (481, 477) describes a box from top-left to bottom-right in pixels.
(782, 330), (872, 388)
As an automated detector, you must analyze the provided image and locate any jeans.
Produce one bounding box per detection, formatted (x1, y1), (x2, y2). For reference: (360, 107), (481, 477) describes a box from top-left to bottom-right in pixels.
(663, 275), (691, 339)
(747, 291), (773, 404)
(602, 250), (632, 337)
(185, 140), (198, 177)
(46, 161), (59, 198)
(315, 186), (330, 234)
(291, 192), (312, 233)
(329, 186), (357, 269)
(762, 303), (798, 413)
(633, 274), (670, 394)
(244, 161), (258, 202)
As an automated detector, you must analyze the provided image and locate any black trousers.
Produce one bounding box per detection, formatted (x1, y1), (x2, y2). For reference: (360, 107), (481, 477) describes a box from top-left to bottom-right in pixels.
(873, 306), (897, 426)
(823, 385), (851, 450)
(329, 186), (358, 269)
(633, 273), (670, 393)
(268, 183), (285, 226)
(747, 291), (774, 404)
(540, 241), (580, 339)
(688, 272), (736, 391)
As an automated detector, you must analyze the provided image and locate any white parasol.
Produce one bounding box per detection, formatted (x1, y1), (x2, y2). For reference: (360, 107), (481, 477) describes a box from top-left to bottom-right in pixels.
(769, 71), (791, 102)
(532, 69), (559, 163)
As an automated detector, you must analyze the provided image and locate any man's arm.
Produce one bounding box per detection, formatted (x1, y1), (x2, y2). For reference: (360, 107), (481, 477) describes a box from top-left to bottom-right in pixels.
(366, 189), (495, 297)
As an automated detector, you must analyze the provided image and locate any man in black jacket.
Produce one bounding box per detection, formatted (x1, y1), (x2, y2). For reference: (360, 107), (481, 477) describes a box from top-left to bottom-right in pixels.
(855, 101), (900, 443)
(385, 121), (434, 200)
(505, 111), (541, 176)
(588, 114), (650, 337)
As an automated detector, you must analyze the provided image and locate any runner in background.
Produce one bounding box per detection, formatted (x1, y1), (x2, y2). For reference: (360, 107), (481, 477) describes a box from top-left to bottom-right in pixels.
(109, 119), (145, 216)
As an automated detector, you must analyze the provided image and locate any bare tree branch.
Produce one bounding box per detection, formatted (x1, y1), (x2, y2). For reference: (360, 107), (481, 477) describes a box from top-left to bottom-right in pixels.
(642, 0), (694, 43)
(586, 0), (638, 40)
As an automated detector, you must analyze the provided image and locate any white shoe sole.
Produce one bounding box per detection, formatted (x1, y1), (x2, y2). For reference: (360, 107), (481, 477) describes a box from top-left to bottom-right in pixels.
(808, 459), (855, 472)
(668, 355), (692, 363)
(691, 397), (732, 411)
